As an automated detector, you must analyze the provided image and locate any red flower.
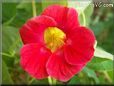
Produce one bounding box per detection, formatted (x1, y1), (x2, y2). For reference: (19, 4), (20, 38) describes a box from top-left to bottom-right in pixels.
(19, 5), (96, 82)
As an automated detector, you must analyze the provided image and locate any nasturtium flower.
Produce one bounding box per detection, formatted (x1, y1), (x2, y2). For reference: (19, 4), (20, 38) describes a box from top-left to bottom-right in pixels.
(19, 5), (96, 82)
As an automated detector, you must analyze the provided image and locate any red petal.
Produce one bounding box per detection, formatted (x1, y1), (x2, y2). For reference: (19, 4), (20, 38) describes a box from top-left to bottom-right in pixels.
(65, 27), (96, 65)
(20, 15), (57, 44)
(65, 8), (80, 32)
(46, 48), (85, 82)
(42, 5), (80, 33)
(20, 43), (51, 79)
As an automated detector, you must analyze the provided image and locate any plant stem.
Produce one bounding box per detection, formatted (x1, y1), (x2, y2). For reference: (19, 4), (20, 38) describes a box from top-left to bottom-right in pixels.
(48, 76), (53, 85)
(32, 0), (37, 17)
(28, 78), (35, 84)
(52, 78), (57, 85)
(0, 52), (13, 57)
(81, 11), (86, 26)
(3, 15), (16, 25)
(103, 71), (112, 83)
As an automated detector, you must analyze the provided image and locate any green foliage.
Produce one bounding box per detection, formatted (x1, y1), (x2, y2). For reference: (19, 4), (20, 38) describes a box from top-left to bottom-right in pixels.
(1, 0), (114, 85)
(68, 0), (93, 26)
(68, 76), (80, 85)
(83, 67), (99, 84)
(30, 78), (48, 85)
(79, 4), (93, 26)
(90, 7), (114, 54)
(2, 3), (17, 23)
(42, 0), (67, 10)
(2, 26), (21, 52)
(87, 58), (113, 71)
(2, 61), (13, 84)
(95, 47), (113, 60)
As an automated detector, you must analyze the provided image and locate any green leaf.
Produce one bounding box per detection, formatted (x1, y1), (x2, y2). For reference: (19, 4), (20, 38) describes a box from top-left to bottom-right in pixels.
(87, 58), (113, 71)
(2, 26), (22, 53)
(79, 4), (93, 26)
(42, 0), (67, 10)
(2, 60), (13, 84)
(68, 0), (93, 26)
(2, 3), (17, 23)
(68, 0), (92, 14)
(68, 76), (80, 85)
(30, 78), (48, 85)
(83, 67), (99, 84)
(2, 26), (22, 67)
(10, 2), (42, 27)
(107, 70), (114, 82)
(95, 47), (113, 60)
(17, 1), (42, 15)
(2, 54), (15, 68)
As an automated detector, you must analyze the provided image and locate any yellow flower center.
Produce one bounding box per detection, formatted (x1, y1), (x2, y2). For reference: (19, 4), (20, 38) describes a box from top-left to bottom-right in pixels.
(44, 27), (66, 52)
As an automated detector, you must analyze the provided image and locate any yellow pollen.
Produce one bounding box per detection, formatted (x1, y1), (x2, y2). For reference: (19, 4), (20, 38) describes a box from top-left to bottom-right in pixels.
(44, 27), (66, 52)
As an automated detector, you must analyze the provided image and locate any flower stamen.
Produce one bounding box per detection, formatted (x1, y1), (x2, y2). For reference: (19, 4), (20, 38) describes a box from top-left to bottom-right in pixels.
(44, 27), (66, 52)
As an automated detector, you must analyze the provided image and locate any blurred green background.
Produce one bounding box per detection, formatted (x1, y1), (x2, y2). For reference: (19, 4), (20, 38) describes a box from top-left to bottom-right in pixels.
(1, 0), (114, 85)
